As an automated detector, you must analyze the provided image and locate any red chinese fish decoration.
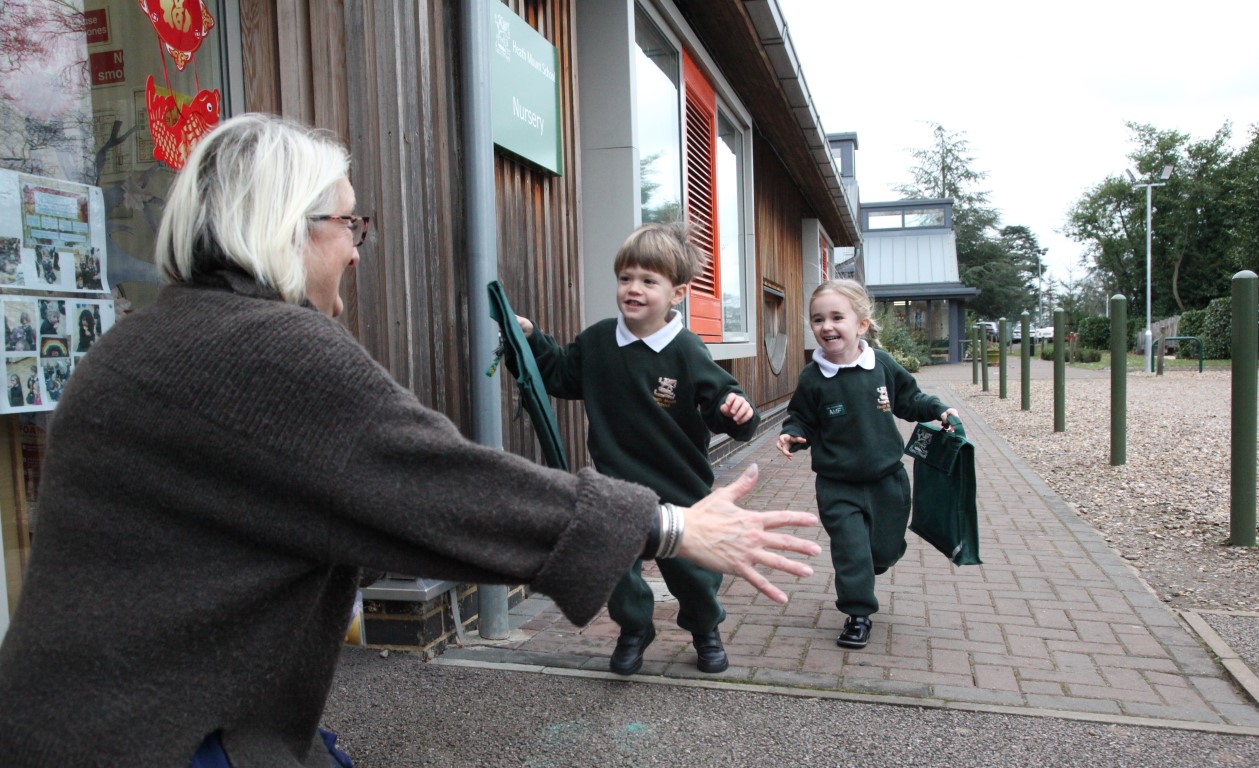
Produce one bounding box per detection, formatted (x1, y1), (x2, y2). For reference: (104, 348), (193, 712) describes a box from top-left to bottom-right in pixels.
(145, 75), (221, 170)
(137, 0), (215, 71)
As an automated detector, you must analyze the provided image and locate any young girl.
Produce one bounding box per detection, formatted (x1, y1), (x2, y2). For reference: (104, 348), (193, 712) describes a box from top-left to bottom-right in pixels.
(777, 279), (957, 649)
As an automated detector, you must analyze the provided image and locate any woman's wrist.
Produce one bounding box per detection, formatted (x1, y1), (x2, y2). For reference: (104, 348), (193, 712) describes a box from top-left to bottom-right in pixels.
(642, 503), (685, 560)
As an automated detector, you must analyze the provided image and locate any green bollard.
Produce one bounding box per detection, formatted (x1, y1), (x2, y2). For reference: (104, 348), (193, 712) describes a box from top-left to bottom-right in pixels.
(1231, 271), (1257, 546)
(972, 325), (980, 385)
(1110, 295), (1127, 466)
(1053, 308), (1065, 433)
(981, 327), (990, 392)
(1020, 311), (1031, 411)
(998, 317), (1008, 399)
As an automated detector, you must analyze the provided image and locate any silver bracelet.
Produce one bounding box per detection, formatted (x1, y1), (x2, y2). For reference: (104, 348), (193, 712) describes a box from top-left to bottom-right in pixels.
(656, 502), (685, 559)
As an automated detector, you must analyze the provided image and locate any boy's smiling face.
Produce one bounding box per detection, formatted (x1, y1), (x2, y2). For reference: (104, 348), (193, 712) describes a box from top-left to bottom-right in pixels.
(810, 289), (871, 365)
(617, 264), (686, 338)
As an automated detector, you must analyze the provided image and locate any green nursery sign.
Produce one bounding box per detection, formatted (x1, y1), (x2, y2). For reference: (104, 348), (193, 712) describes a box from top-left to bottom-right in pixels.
(490, 6), (562, 175)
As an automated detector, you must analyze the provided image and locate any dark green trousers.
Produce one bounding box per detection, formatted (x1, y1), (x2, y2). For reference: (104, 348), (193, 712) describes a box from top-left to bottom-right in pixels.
(607, 557), (724, 634)
(816, 467), (911, 617)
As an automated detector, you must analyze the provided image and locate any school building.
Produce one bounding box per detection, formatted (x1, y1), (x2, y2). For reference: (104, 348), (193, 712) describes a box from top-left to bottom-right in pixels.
(0, 0), (986, 654)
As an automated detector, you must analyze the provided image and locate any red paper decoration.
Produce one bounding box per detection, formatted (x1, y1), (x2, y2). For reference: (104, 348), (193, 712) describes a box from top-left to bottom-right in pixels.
(145, 75), (221, 171)
(137, 0), (215, 72)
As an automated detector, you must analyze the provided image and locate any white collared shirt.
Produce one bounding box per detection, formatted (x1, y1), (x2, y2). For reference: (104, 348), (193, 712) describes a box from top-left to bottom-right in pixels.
(616, 310), (684, 351)
(813, 339), (875, 378)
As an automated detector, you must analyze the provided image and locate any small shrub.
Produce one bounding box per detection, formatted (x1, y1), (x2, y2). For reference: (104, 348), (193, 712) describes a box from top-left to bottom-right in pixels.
(1077, 316), (1109, 350)
(1202, 297), (1232, 359)
(892, 350), (921, 372)
(1039, 346), (1101, 363)
(871, 308), (929, 366)
(1175, 309), (1203, 358)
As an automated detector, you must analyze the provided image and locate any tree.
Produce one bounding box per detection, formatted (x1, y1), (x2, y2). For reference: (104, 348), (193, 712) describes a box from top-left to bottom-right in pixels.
(1224, 125), (1259, 274)
(895, 123), (1038, 319)
(1065, 122), (1242, 322)
(894, 123), (1000, 270)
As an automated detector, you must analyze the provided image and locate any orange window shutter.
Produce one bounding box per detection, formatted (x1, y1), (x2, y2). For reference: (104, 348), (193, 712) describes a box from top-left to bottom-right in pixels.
(681, 49), (721, 342)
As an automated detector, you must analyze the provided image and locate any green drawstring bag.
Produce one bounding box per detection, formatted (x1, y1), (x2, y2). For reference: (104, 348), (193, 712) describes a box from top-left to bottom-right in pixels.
(903, 415), (981, 566)
(487, 280), (569, 471)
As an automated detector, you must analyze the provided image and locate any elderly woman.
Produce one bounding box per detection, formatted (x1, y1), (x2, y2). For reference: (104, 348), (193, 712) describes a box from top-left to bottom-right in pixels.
(0, 114), (819, 767)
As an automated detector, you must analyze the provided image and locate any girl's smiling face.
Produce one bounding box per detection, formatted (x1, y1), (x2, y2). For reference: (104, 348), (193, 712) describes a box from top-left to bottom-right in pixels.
(809, 289), (871, 365)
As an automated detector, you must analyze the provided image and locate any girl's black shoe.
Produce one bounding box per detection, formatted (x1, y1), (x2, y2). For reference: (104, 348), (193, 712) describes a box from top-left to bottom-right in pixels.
(837, 616), (871, 649)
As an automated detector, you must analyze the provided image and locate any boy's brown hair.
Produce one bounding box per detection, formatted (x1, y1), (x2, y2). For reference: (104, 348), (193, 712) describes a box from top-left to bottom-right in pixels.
(612, 221), (706, 286)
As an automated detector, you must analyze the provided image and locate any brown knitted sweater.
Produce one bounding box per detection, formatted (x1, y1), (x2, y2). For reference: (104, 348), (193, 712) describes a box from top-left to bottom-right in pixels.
(0, 272), (656, 767)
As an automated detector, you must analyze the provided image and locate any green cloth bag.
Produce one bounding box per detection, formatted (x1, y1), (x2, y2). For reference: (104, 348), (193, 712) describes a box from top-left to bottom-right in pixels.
(487, 280), (569, 471)
(903, 416), (981, 566)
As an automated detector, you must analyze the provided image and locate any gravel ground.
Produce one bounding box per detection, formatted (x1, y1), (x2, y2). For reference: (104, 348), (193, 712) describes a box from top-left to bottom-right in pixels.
(1208, 612), (1259, 672)
(959, 369), (1259, 615)
(325, 654), (1259, 767)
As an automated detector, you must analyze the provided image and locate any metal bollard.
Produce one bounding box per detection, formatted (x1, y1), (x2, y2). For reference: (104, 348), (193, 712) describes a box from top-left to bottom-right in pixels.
(1231, 271), (1257, 546)
(1053, 308), (1065, 433)
(998, 317), (1008, 399)
(1020, 311), (1031, 411)
(981, 327), (989, 392)
(1110, 295), (1126, 466)
(972, 324), (980, 385)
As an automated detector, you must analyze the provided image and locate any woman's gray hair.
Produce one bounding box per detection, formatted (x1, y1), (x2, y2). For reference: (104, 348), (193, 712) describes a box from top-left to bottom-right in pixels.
(155, 113), (350, 306)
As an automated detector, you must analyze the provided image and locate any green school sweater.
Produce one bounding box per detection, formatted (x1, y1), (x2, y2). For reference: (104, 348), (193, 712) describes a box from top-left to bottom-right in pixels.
(528, 317), (759, 505)
(781, 348), (947, 483)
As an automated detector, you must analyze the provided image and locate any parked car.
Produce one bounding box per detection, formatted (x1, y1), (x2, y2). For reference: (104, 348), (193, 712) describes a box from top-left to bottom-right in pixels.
(976, 321), (998, 341)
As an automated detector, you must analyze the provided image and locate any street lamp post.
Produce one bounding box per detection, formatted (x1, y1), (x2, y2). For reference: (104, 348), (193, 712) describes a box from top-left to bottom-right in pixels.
(1037, 250), (1045, 328)
(1128, 165), (1174, 373)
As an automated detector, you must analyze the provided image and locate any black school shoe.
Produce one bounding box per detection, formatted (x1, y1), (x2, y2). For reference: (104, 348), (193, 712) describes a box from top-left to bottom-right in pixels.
(609, 625), (656, 675)
(836, 616), (872, 649)
(692, 629), (729, 673)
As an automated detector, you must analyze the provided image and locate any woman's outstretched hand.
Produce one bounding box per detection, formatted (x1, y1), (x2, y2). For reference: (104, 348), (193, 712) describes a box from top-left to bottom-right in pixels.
(676, 463), (820, 604)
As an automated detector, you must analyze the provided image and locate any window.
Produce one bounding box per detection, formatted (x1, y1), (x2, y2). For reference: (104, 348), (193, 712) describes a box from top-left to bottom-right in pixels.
(0, 0), (232, 631)
(634, 9), (680, 224)
(904, 208), (945, 228)
(716, 112), (746, 341)
(818, 231), (831, 283)
(867, 211), (902, 230)
(865, 206), (947, 231)
(626, 5), (750, 347)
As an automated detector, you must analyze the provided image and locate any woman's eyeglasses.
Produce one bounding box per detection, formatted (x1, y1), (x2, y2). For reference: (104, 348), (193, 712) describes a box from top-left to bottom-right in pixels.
(309, 214), (371, 247)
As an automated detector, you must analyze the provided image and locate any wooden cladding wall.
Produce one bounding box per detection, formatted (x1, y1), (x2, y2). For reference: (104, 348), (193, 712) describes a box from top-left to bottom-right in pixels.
(342, 1), (471, 431)
(725, 130), (809, 412)
(494, 0), (590, 470)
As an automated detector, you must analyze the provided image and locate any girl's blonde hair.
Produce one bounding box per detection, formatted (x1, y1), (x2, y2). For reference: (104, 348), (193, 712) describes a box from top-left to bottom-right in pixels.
(612, 221), (706, 286)
(810, 278), (882, 335)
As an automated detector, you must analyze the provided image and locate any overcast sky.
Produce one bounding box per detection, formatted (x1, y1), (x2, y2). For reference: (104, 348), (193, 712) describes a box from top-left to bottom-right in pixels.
(776, 0), (1259, 283)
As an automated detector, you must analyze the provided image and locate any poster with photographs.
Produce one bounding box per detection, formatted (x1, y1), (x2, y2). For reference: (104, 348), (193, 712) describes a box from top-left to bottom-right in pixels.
(2, 296), (114, 414)
(0, 169), (109, 294)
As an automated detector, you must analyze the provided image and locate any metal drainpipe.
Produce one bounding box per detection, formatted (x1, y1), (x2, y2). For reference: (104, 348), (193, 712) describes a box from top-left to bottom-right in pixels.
(462, 0), (509, 640)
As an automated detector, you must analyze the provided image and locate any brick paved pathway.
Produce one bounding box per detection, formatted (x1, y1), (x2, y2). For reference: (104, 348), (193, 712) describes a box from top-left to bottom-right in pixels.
(440, 362), (1259, 733)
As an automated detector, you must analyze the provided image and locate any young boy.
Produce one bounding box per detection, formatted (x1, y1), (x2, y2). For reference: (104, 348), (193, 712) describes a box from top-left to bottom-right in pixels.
(516, 221), (759, 675)
(777, 279), (957, 650)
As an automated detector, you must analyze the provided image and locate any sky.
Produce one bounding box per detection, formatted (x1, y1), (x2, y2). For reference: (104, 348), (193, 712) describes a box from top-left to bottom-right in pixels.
(776, 0), (1259, 284)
